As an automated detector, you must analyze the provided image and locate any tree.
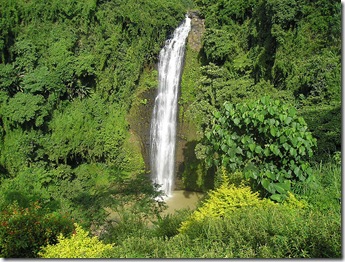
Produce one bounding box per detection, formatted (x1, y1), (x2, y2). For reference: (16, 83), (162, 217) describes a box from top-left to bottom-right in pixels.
(2, 92), (49, 129)
(0, 201), (74, 258)
(201, 96), (317, 201)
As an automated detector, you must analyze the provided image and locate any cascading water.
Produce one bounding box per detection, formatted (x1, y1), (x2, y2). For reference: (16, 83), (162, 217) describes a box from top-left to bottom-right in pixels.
(150, 15), (191, 198)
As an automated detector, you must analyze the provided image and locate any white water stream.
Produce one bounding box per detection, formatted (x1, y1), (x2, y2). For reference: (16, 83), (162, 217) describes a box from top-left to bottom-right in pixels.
(150, 16), (191, 198)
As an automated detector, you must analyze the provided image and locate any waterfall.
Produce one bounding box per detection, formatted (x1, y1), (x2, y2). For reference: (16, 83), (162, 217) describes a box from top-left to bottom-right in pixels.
(150, 15), (191, 198)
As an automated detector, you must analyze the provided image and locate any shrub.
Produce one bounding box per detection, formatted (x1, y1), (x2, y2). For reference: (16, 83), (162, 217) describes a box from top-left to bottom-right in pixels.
(203, 96), (317, 200)
(38, 223), (114, 258)
(106, 236), (163, 258)
(178, 205), (340, 258)
(0, 201), (74, 258)
(153, 208), (193, 238)
(179, 171), (276, 233)
(174, 168), (339, 258)
(295, 158), (341, 213)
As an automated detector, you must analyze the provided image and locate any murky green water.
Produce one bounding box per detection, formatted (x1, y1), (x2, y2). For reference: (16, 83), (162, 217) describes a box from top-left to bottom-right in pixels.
(105, 190), (204, 226)
(162, 190), (204, 215)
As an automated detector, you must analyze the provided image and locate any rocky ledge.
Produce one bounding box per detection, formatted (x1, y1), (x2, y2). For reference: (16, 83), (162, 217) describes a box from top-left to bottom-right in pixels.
(187, 10), (205, 52)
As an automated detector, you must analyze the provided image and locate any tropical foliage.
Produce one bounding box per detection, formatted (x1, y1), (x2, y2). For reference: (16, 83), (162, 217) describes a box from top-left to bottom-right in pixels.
(201, 96), (317, 200)
(0, 201), (74, 258)
(0, 0), (340, 259)
(39, 223), (114, 258)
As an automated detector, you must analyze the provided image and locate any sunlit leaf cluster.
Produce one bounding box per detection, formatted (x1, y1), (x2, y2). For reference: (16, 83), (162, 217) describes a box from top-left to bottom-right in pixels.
(203, 96), (317, 200)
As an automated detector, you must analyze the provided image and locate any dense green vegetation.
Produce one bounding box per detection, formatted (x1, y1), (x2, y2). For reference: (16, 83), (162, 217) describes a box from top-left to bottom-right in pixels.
(0, 0), (341, 258)
(0, 0), (187, 257)
(201, 96), (317, 201)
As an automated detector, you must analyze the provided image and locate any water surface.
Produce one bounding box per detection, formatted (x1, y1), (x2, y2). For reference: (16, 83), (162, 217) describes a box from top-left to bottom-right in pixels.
(162, 190), (204, 215)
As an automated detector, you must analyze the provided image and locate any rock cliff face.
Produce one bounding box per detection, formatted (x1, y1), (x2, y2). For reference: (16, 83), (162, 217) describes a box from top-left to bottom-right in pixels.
(127, 87), (156, 173)
(187, 11), (206, 52)
(174, 11), (206, 190)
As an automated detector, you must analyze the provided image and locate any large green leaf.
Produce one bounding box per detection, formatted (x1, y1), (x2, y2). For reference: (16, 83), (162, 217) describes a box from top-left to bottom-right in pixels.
(249, 143), (256, 152)
(270, 194), (283, 202)
(261, 178), (270, 189)
(273, 182), (290, 194)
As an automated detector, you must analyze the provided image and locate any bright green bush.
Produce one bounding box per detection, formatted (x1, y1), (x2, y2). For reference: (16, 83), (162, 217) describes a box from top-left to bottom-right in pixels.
(38, 223), (114, 258)
(179, 171), (277, 233)
(0, 201), (74, 258)
(203, 96), (317, 200)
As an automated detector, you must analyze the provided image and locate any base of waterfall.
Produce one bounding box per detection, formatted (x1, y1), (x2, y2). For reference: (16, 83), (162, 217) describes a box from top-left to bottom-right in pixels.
(161, 190), (204, 215)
